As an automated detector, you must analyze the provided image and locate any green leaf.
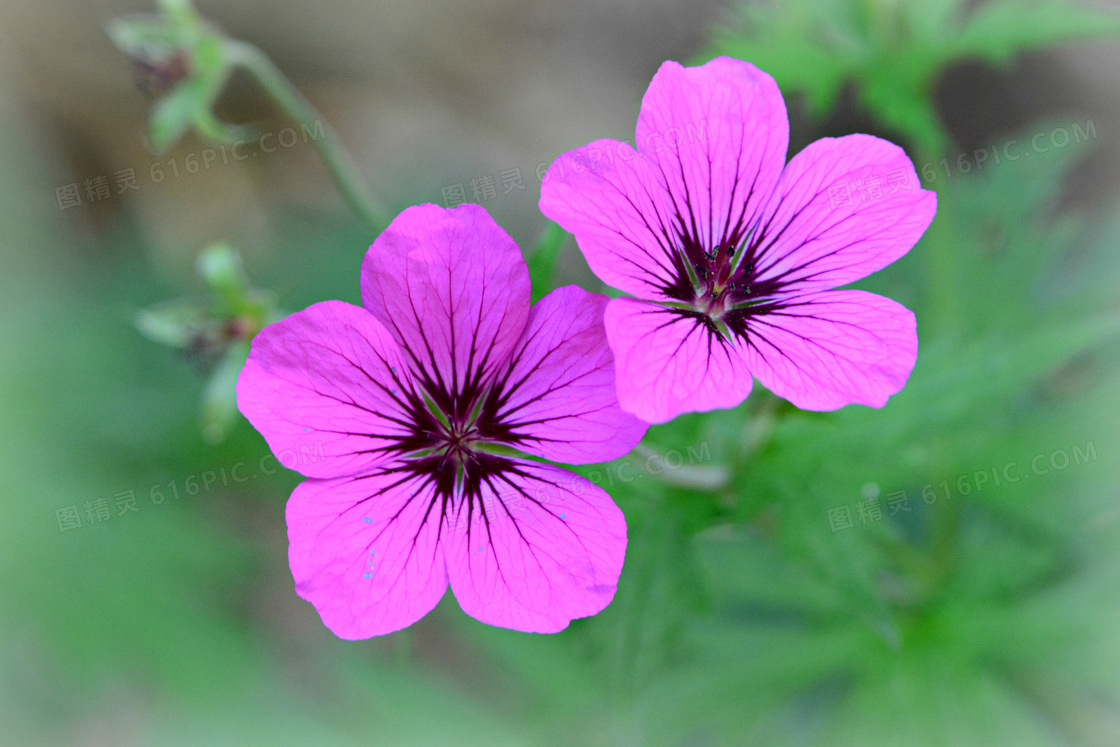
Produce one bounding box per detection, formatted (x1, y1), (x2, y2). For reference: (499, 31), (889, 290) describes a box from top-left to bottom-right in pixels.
(952, 0), (1120, 63)
(197, 243), (248, 314)
(526, 221), (569, 303)
(702, 0), (1120, 155)
(147, 80), (200, 154)
(191, 108), (253, 145)
(111, 0), (235, 154)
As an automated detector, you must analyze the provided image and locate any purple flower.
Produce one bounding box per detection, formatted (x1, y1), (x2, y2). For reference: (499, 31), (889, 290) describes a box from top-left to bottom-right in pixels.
(237, 204), (647, 637)
(540, 57), (937, 424)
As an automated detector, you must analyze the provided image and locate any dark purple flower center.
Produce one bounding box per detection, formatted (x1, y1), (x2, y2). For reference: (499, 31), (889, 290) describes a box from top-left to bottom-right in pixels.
(660, 224), (784, 341)
(375, 368), (532, 533)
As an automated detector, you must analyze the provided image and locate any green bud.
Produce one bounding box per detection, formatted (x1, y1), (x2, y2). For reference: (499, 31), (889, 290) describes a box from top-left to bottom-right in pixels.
(108, 0), (236, 154)
(197, 243), (248, 314)
(147, 80), (200, 153)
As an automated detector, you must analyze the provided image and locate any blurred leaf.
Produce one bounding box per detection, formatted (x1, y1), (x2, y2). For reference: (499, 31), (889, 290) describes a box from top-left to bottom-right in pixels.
(201, 340), (250, 444)
(197, 242), (248, 314)
(135, 298), (210, 349)
(136, 242), (278, 442)
(106, 15), (181, 61)
(703, 0), (1120, 154)
(108, 0), (237, 154)
(526, 221), (569, 303)
(148, 79), (200, 153)
(952, 0), (1120, 63)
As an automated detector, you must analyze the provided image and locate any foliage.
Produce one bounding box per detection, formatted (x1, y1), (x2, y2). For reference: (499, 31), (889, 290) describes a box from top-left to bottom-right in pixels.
(701, 0), (1119, 154)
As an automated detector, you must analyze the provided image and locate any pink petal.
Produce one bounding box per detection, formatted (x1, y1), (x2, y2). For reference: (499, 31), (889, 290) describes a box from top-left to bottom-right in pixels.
(539, 138), (681, 300)
(635, 57), (788, 260)
(495, 285), (648, 462)
(742, 290), (917, 410)
(604, 297), (753, 424)
(750, 134), (936, 295)
(361, 204), (531, 398)
(444, 461), (626, 633)
(237, 300), (414, 479)
(287, 470), (449, 639)
(539, 58), (789, 303)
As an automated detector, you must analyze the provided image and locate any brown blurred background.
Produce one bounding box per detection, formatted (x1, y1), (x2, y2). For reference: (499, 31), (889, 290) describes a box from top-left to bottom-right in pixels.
(3, 0), (1119, 274)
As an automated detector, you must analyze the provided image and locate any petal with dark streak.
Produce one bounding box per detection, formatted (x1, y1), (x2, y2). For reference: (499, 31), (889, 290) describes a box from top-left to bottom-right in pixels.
(494, 285), (648, 461)
(287, 469), (448, 639)
(636, 57), (788, 260)
(742, 290), (918, 410)
(445, 461), (626, 633)
(237, 300), (414, 479)
(540, 138), (681, 300)
(747, 134), (936, 296)
(604, 297), (753, 424)
(361, 204), (531, 403)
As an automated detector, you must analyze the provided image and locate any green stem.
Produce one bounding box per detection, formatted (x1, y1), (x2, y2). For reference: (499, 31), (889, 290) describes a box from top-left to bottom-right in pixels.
(223, 40), (389, 230)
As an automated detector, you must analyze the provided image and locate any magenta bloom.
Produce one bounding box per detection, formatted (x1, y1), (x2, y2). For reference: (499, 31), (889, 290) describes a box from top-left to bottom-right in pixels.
(540, 57), (937, 424)
(237, 204), (647, 637)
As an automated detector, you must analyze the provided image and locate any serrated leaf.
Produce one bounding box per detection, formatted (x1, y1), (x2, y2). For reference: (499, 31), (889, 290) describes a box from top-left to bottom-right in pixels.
(953, 0), (1120, 63)
(703, 0), (1119, 155)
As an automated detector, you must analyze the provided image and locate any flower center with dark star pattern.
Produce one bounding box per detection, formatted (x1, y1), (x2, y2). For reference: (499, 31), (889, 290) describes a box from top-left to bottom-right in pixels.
(659, 228), (787, 342)
(381, 380), (525, 528)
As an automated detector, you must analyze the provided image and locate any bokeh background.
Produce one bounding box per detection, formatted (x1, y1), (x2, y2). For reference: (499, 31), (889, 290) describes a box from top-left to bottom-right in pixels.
(3, 0), (1120, 744)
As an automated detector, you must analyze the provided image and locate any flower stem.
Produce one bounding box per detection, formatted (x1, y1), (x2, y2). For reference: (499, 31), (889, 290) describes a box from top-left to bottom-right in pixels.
(223, 40), (389, 230)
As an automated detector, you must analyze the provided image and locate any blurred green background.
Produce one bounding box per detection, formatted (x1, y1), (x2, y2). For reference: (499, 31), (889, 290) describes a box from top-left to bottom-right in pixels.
(3, 0), (1120, 744)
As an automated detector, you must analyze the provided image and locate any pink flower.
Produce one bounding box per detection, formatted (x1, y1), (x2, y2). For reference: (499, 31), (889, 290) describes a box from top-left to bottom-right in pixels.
(540, 57), (937, 424)
(237, 204), (647, 637)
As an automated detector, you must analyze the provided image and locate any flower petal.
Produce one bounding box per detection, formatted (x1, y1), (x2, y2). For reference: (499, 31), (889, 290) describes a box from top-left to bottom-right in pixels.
(604, 297), (753, 424)
(361, 204), (531, 400)
(539, 58), (788, 304)
(493, 285), (648, 462)
(444, 461), (626, 633)
(287, 470), (449, 639)
(237, 300), (413, 479)
(635, 57), (788, 260)
(742, 290), (917, 410)
(748, 134), (936, 295)
(540, 139), (682, 300)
